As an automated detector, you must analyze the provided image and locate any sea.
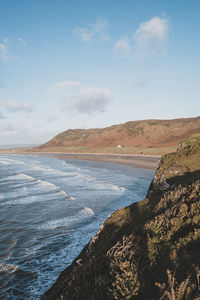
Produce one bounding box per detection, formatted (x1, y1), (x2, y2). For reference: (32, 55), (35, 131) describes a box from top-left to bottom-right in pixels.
(0, 154), (154, 299)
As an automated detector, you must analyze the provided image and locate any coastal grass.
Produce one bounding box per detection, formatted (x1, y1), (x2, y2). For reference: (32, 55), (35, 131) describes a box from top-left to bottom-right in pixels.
(27, 145), (177, 156)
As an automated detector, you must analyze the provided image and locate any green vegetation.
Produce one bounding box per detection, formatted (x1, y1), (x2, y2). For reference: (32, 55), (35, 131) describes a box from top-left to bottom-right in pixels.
(154, 133), (200, 182)
(42, 135), (200, 300)
(30, 145), (176, 156)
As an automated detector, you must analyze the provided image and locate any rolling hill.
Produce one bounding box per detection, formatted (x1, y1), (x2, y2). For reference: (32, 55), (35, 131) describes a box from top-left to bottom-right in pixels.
(36, 116), (200, 155)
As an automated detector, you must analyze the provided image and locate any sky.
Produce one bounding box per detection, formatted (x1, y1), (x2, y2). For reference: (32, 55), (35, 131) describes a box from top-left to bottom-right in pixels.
(0, 0), (200, 145)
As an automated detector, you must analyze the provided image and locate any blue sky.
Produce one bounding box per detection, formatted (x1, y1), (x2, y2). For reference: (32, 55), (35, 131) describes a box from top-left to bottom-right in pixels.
(0, 0), (200, 145)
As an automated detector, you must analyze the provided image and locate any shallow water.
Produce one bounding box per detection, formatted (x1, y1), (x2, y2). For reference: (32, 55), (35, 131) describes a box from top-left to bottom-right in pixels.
(0, 154), (154, 299)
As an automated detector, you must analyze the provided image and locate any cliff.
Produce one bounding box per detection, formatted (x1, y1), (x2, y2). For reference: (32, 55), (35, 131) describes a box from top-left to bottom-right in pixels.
(41, 133), (200, 300)
(37, 117), (200, 154)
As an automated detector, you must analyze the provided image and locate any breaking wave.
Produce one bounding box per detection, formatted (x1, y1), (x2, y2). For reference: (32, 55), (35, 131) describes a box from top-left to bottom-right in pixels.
(0, 263), (19, 274)
(38, 207), (95, 230)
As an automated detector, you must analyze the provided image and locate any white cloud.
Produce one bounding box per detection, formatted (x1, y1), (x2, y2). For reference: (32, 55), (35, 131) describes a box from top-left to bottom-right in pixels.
(49, 80), (81, 91)
(6, 100), (33, 112)
(68, 87), (111, 114)
(18, 38), (27, 47)
(112, 16), (168, 58)
(0, 37), (26, 62)
(50, 80), (112, 115)
(114, 37), (130, 53)
(73, 17), (110, 42)
(134, 16), (168, 53)
(0, 43), (9, 62)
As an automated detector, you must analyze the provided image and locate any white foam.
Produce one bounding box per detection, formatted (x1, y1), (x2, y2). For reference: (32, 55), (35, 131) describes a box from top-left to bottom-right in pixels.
(63, 161), (81, 171)
(30, 164), (71, 177)
(0, 160), (10, 165)
(75, 173), (126, 192)
(36, 179), (58, 190)
(59, 190), (69, 197)
(0, 263), (19, 274)
(9, 173), (36, 181)
(2, 191), (63, 206)
(80, 207), (95, 216)
(0, 157), (26, 166)
(0, 173), (36, 183)
(39, 207), (94, 230)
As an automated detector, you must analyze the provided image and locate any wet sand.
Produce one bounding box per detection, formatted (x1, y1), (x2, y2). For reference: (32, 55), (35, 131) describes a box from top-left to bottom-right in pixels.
(52, 153), (160, 170)
(7, 152), (160, 170)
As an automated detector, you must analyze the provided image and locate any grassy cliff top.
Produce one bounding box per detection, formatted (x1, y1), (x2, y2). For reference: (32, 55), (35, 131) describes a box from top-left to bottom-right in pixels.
(154, 133), (200, 183)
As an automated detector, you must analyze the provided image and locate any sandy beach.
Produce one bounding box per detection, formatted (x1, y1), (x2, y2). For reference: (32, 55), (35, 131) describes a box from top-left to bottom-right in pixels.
(50, 153), (160, 170)
(1, 151), (160, 170)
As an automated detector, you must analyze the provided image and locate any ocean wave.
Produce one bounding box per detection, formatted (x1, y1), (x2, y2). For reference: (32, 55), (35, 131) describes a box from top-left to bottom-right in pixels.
(62, 161), (81, 171)
(1, 157), (125, 193)
(0, 160), (10, 165)
(80, 207), (95, 216)
(0, 190), (70, 206)
(38, 207), (94, 230)
(36, 179), (59, 190)
(75, 173), (126, 192)
(0, 187), (28, 201)
(0, 157), (26, 166)
(7, 173), (36, 182)
(29, 164), (71, 176)
(0, 263), (19, 274)
(0, 172), (70, 198)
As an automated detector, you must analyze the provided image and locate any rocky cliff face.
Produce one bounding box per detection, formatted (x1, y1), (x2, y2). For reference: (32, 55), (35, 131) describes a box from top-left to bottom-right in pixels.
(41, 134), (200, 300)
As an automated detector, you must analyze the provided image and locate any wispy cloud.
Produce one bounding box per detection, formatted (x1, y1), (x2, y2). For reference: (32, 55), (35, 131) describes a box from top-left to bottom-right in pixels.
(50, 80), (112, 115)
(18, 38), (27, 47)
(73, 17), (110, 42)
(49, 80), (81, 91)
(6, 100), (33, 112)
(113, 16), (169, 59)
(114, 37), (130, 53)
(0, 43), (9, 62)
(133, 16), (169, 57)
(0, 38), (16, 62)
(0, 37), (27, 62)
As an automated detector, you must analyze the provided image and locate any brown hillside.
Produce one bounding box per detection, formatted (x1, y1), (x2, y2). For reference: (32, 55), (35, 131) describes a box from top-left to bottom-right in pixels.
(38, 117), (200, 150)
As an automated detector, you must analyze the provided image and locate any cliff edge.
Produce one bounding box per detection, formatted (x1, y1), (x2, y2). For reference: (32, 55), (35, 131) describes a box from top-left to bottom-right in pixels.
(41, 134), (200, 300)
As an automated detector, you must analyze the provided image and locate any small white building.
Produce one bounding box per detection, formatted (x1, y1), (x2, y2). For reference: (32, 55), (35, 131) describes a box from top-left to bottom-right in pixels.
(116, 145), (123, 148)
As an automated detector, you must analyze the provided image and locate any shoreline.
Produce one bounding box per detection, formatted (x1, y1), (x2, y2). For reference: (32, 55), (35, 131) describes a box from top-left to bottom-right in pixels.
(0, 151), (160, 170)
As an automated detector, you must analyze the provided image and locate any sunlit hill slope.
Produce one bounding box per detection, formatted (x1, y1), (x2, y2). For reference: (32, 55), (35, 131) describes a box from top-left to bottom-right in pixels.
(36, 116), (200, 155)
